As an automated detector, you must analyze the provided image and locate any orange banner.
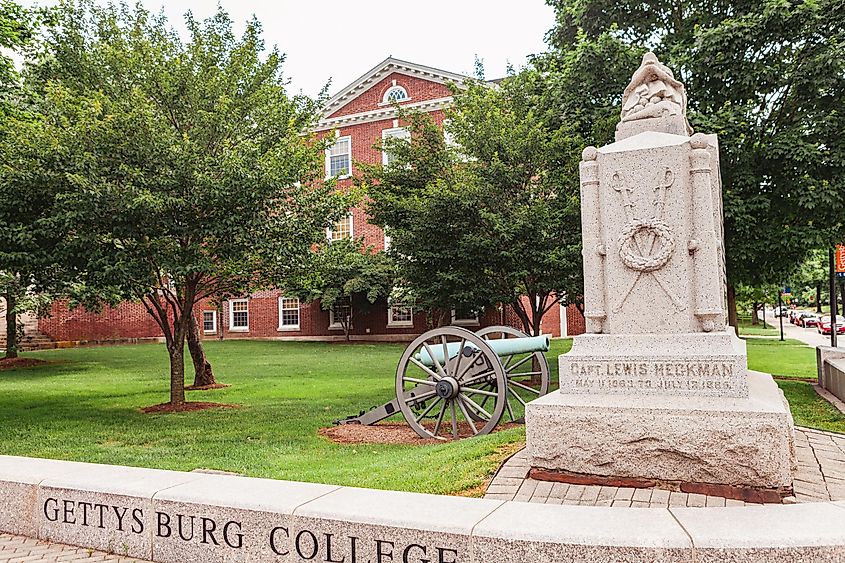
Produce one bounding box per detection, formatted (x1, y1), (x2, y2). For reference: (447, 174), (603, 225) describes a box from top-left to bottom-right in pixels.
(837, 245), (845, 273)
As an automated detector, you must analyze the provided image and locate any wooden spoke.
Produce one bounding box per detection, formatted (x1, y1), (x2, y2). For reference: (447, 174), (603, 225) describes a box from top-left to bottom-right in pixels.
(422, 342), (448, 380)
(507, 386), (528, 407)
(408, 356), (443, 381)
(508, 371), (544, 379)
(461, 370), (496, 387)
(459, 393), (492, 421)
(440, 335), (451, 376)
(414, 397), (443, 423)
(461, 386), (499, 398)
(433, 400), (447, 436)
(509, 379), (542, 395)
(402, 376), (436, 387)
(450, 401), (459, 439)
(404, 390), (436, 404)
(505, 394), (516, 422)
(507, 354), (533, 372)
(456, 398), (478, 435)
(452, 338), (466, 381)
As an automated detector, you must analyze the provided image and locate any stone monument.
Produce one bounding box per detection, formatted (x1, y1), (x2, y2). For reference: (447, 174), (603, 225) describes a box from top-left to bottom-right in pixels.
(526, 53), (796, 500)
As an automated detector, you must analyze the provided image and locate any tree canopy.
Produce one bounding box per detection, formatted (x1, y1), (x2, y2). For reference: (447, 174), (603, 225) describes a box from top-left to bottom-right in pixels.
(7, 1), (346, 402)
(362, 71), (584, 335)
(541, 0), (845, 320)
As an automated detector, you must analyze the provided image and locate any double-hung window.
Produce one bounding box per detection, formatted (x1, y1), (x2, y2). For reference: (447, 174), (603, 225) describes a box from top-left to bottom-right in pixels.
(382, 127), (410, 167)
(278, 297), (300, 331)
(202, 311), (217, 334)
(328, 214), (353, 241)
(329, 302), (352, 330)
(326, 136), (352, 178)
(451, 306), (480, 327)
(388, 300), (413, 327)
(229, 299), (249, 332)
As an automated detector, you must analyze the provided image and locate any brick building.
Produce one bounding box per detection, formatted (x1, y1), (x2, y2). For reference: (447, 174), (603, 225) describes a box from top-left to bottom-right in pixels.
(33, 58), (585, 346)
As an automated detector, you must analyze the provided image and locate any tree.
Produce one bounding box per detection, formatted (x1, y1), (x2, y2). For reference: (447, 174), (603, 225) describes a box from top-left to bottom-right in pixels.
(17, 2), (345, 404)
(290, 238), (396, 341)
(0, 0), (66, 359)
(362, 71), (584, 336)
(542, 0), (845, 327)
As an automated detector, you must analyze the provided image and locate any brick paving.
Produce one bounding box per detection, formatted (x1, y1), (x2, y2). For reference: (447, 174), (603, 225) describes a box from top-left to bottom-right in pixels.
(485, 426), (845, 507)
(0, 534), (151, 563)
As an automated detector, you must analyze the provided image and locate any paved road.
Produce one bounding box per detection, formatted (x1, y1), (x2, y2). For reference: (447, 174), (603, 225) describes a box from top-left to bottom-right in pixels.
(764, 310), (842, 349)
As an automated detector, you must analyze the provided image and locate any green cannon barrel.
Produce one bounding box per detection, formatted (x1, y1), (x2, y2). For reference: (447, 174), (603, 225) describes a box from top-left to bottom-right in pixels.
(415, 335), (550, 367)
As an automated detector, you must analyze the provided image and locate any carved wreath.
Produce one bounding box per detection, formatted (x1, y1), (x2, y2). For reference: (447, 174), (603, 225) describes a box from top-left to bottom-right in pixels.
(618, 219), (675, 272)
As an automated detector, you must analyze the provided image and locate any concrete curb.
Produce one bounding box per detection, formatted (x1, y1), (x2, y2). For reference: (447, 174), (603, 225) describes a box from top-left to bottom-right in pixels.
(1, 455), (844, 562)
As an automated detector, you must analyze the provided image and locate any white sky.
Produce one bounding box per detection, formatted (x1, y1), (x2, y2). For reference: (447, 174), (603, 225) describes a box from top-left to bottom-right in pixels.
(18, 0), (556, 98)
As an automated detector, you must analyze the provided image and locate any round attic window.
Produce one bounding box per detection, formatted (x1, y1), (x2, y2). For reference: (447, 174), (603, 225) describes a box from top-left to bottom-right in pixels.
(383, 86), (408, 103)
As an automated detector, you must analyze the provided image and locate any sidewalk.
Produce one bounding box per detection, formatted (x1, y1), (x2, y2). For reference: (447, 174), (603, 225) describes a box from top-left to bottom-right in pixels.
(763, 311), (842, 349)
(0, 534), (151, 563)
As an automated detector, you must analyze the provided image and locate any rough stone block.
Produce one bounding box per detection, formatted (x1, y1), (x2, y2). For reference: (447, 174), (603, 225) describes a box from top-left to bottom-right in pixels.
(288, 486), (502, 563)
(0, 456), (89, 537)
(471, 502), (692, 562)
(526, 371), (796, 489)
(670, 503), (845, 561)
(151, 474), (339, 563)
(37, 463), (201, 560)
(559, 332), (749, 398)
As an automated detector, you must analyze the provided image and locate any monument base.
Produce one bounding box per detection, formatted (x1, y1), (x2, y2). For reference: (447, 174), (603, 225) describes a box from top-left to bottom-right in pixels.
(526, 371), (796, 492)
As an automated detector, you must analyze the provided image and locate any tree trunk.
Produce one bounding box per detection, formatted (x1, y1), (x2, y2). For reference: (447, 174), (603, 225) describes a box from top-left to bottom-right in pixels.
(187, 314), (216, 388)
(817, 283), (823, 313)
(4, 291), (18, 360)
(167, 337), (186, 405)
(727, 283), (738, 334)
(751, 302), (759, 325)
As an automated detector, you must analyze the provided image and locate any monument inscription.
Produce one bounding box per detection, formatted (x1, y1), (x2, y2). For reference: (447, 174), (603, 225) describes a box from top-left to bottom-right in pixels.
(40, 496), (460, 562)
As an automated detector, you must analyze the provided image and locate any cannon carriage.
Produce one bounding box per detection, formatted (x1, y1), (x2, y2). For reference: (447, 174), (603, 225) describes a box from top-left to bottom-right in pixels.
(336, 326), (551, 440)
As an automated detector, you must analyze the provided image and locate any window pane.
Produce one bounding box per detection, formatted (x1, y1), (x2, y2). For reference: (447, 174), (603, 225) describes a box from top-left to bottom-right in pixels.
(203, 311), (215, 332)
(280, 297), (300, 327)
(328, 137), (351, 177)
(331, 215), (352, 241)
(231, 300), (248, 328)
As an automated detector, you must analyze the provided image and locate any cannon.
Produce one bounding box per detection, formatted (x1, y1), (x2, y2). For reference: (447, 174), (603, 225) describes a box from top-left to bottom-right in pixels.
(335, 325), (551, 440)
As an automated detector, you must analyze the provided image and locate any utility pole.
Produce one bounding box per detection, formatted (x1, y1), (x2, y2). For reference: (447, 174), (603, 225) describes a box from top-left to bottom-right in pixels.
(830, 248), (838, 348)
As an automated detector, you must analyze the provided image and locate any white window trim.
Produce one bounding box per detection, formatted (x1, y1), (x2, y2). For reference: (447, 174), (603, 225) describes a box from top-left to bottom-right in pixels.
(328, 304), (351, 330)
(327, 213), (354, 242)
(387, 300), (414, 328)
(325, 135), (352, 179)
(451, 308), (480, 327)
(278, 296), (301, 331)
(378, 86), (410, 106)
(381, 127), (410, 166)
(228, 299), (249, 332)
(202, 310), (217, 334)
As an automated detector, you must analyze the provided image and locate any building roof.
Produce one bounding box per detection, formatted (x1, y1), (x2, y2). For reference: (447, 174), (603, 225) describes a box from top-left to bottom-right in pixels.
(314, 57), (476, 132)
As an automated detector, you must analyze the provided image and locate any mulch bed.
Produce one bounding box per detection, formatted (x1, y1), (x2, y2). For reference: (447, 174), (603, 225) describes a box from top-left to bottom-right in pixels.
(140, 401), (241, 414)
(0, 358), (51, 371)
(185, 383), (231, 391)
(320, 421), (521, 445)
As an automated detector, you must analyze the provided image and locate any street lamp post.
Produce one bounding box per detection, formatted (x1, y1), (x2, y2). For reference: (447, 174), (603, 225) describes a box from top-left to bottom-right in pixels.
(778, 290), (784, 342)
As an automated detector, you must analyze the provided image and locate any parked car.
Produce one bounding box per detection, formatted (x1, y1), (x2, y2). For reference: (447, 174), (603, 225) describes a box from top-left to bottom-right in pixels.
(818, 316), (845, 335)
(773, 306), (788, 317)
(796, 312), (815, 327)
(804, 314), (822, 328)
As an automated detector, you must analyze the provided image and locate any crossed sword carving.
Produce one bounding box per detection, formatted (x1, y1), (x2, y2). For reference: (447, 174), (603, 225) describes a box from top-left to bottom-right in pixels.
(611, 168), (686, 313)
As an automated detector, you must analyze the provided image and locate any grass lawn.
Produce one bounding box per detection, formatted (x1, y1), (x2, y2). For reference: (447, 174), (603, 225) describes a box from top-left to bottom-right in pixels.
(745, 338), (817, 379)
(736, 316), (778, 336)
(0, 336), (841, 495)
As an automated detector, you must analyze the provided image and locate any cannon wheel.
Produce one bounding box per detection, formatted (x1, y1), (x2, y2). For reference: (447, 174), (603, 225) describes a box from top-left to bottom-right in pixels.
(475, 325), (550, 423)
(396, 327), (507, 440)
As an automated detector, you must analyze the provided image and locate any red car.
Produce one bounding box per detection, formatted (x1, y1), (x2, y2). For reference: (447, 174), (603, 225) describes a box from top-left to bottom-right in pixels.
(804, 315), (822, 328)
(818, 316), (845, 335)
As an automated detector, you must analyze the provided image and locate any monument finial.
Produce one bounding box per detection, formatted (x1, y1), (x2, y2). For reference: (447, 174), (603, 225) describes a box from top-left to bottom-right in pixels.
(616, 51), (693, 139)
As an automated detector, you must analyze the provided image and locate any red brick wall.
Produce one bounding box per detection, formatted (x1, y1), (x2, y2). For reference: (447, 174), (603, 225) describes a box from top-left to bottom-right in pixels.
(566, 304), (586, 336)
(328, 72), (452, 119)
(40, 300), (163, 341)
